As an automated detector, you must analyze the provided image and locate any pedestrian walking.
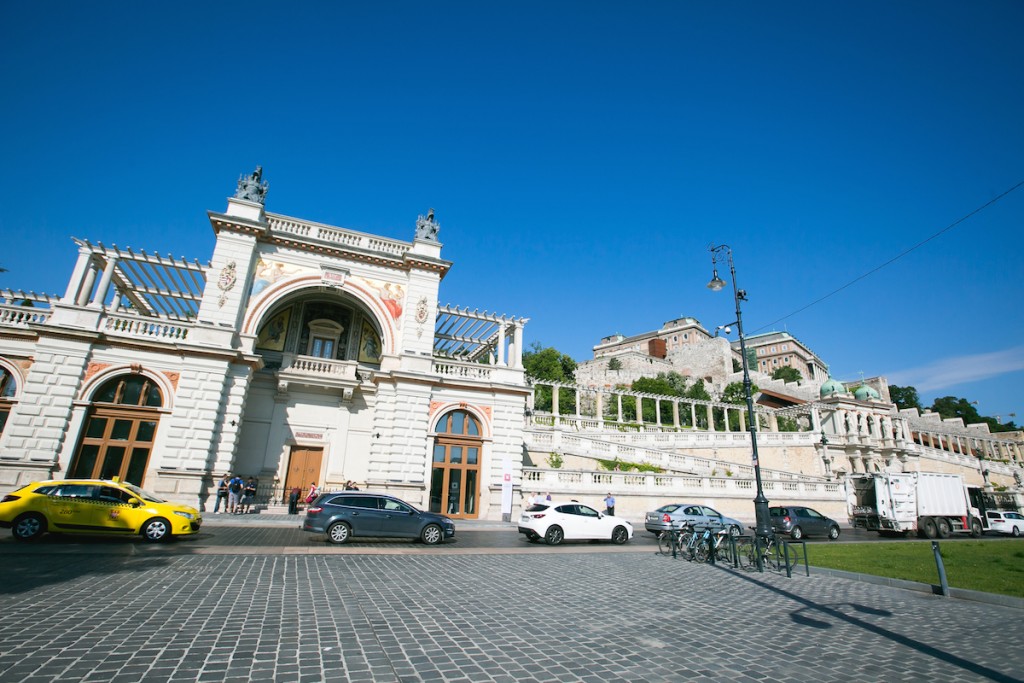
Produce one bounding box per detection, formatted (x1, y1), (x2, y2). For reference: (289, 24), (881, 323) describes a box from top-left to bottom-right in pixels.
(603, 493), (616, 516)
(288, 486), (301, 514)
(241, 477), (257, 513)
(213, 474), (230, 513)
(227, 473), (245, 513)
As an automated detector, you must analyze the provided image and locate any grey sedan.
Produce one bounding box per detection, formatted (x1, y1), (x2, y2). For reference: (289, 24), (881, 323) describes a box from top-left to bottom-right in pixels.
(770, 505), (840, 540)
(645, 503), (744, 536)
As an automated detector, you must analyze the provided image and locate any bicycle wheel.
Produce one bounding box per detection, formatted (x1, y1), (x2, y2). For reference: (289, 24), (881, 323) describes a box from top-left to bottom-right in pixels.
(692, 539), (710, 563)
(677, 531), (694, 559)
(658, 532), (674, 556)
(762, 541), (782, 571)
(738, 540), (756, 570)
(715, 539), (733, 565)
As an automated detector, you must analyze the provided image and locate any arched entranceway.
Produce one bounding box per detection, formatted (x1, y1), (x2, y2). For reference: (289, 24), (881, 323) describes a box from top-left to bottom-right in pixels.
(429, 410), (482, 518)
(68, 374), (163, 486)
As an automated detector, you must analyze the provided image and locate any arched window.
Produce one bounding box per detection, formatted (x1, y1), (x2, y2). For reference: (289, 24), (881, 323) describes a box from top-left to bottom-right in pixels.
(429, 409), (483, 519)
(68, 374), (163, 485)
(0, 364), (18, 437)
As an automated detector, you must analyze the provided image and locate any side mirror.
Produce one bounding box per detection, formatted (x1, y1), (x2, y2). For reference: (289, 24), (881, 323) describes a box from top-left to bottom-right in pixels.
(129, 498), (143, 508)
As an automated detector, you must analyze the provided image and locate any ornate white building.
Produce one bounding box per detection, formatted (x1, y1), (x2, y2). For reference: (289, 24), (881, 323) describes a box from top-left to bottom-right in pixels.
(0, 170), (530, 519)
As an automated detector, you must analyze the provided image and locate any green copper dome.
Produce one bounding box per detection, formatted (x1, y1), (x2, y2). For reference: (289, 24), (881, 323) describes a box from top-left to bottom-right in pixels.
(854, 384), (881, 401)
(819, 377), (847, 398)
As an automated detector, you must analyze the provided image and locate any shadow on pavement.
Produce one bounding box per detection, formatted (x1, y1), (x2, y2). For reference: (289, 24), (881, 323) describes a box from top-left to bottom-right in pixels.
(0, 534), (197, 595)
(717, 564), (1022, 683)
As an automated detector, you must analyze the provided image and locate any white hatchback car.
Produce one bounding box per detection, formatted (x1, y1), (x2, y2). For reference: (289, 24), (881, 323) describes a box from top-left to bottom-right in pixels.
(518, 501), (633, 545)
(985, 510), (1024, 537)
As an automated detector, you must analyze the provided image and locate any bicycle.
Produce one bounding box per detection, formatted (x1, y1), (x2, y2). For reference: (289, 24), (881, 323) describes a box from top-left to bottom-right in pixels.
(691, 524), (731, 564)
(737, 527), (782, 571)
(658, 522), (695, 557)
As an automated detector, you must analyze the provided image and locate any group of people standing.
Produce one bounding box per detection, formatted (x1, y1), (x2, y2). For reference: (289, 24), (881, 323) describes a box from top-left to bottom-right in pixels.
(213, 474), (258, 514)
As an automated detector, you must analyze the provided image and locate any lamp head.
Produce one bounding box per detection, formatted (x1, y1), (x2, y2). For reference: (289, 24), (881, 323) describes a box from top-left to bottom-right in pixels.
(707, 269), (726, 292)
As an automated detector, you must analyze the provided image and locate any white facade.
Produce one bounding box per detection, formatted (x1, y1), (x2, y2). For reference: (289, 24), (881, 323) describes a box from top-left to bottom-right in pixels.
(0, 175), (530, 519)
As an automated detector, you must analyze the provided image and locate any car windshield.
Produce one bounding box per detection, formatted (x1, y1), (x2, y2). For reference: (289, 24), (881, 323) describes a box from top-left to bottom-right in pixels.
(123, 483), (166, 504)
(658, 504), (682, 513)
(526, 503), (552, 512)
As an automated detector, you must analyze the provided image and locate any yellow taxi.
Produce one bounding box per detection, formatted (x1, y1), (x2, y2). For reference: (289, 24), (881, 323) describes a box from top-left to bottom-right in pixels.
(0, 478), (201, 542)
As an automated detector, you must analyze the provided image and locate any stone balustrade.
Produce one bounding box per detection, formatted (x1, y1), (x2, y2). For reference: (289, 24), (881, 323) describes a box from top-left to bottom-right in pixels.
(104, 314), (191, 341)
(522, 467), (843, 501)
(280, 354), (359, 382)
(267, 215), (409, 257)
(0, 304), (51, 327)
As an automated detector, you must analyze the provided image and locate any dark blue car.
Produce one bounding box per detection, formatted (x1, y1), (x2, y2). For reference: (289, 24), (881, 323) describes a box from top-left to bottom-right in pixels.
(302, 491), (455, 545)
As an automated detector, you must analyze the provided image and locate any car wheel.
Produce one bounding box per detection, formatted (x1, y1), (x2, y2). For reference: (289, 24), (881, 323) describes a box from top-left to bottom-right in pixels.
(828, 525), (840, 541)
(730, 524), (741, 537)
(1012, 525), (1021, 538)
(327, 522), (350, 544)
(544, 525), (564, 546)
(970, 518), (983, 538)
(421, 524), (443, 545)
(790, 526), (803, 541)
(142, 517), (171, 542)
(12, 512), (46, 541)
(935, 518), (952, 539)
(611, 525), (629, 545)
(919, 517), (937, 539)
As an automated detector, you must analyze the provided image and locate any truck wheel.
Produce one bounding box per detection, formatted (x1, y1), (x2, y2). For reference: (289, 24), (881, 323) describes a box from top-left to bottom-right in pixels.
(935, 518), (951, 539)
(970, 519), (983, 538)
(920, 517), (937, 539)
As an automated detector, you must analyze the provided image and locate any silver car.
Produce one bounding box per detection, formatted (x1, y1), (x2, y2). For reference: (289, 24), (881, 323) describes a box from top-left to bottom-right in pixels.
(645, 503), (743, 536)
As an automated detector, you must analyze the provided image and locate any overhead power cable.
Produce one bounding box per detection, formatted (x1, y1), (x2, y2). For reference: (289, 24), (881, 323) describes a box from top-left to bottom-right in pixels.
(751, 178), (1024, 334)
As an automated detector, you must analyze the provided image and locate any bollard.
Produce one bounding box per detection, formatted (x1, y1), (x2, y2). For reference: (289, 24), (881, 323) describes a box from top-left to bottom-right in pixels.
(931, 541), (950, 597)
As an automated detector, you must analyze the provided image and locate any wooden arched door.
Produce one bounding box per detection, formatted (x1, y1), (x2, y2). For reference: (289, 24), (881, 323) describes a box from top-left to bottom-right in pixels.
(429, 410), (482, 519)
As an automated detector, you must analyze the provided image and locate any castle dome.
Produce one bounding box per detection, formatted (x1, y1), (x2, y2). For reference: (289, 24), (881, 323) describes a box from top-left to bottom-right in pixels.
(819, 377), (847, 399)
(854, 384), (881, 401)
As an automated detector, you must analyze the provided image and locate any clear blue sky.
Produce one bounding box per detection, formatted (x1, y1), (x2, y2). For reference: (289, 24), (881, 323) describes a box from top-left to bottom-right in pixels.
(2, 2), (1022, 420)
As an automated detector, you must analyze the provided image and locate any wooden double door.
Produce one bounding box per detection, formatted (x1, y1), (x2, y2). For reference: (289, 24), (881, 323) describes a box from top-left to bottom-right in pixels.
(284, 447), (323, 496)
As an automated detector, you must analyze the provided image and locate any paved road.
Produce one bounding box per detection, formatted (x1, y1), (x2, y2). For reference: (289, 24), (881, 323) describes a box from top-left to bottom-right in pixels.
(1, 518), (1023, 683)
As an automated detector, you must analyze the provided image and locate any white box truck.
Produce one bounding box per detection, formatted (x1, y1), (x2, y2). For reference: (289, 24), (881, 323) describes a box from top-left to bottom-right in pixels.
(848, 472), (983, 538)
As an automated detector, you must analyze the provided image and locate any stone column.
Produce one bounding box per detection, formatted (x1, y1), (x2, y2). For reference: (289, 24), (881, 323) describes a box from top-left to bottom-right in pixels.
(90, 256), (117, 308)
(672, 401), (680, 429)
(75, 259), (99, 306)
(706, 404), (714, 432)
(551, 385), (560, 427)
(512, 323), (524, 369)
(636, 396), (643, 425)
(496, 321), (506, 366)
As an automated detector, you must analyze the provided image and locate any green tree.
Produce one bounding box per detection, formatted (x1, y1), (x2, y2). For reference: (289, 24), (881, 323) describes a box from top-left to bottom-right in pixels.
(930, 395), (1018, 433)
(720, 380), (758, 430)
(523, 342), (576, 382)
(771, 366), (802, 383)
(607, 357), (622, 371)
(721, 380), (758, 404)
(685, 378), (711, 402)
(889, 385), (923, 412)
(930, 396), (982, 424)
(524, 343), (577, 415)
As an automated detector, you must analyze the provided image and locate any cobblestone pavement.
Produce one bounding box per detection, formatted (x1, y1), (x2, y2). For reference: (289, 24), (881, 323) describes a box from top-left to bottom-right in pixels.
(0, 543), (1022, 683)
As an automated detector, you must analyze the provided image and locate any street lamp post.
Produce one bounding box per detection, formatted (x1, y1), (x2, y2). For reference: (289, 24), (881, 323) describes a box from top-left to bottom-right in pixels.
(707, 244), (773, 566)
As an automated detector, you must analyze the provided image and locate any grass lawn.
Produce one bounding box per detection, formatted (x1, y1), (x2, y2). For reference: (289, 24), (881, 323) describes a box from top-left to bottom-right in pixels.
(806, 539), (1024, 599)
